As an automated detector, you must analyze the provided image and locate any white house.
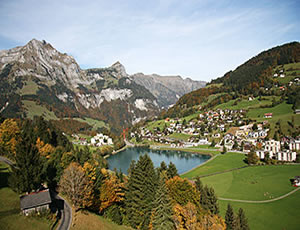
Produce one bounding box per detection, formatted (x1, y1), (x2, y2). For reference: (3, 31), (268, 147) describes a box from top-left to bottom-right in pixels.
(265, 140), (280, 153)
(289, 139), (300, 151)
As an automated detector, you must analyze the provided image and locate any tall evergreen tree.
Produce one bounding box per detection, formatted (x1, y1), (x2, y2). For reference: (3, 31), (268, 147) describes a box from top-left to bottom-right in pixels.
(167, 161), (178, 179)
(225, 204), (236, 230)
(195, 176), (204, 194)
(9, 137), (44, 193)
(125, 155), (157, 230)
(151, 172), (175, 230)
(200, 185), (219, 215)
(236, 208), (250, 230)
(159, 161), (167, 173)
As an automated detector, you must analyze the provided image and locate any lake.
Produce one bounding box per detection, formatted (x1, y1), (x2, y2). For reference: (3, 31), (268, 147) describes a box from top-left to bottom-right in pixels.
(107, 147), (211, 174)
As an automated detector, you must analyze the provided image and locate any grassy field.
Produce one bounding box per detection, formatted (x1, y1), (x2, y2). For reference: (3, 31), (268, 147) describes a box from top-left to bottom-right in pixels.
(202, 165), (300, 230)
(146, 119), (166, 132)
(0, 162), (53, 230)
(71, 209), (132, 230)
(22, 100), (58, 120)
(214, 96), (277, 110)
(167, 132), (192, 141)
(19, 79), (39, 96)
(219, 191), (300, 230)
(201, 165), (300, 200)
(246, 101), (299, 137)
(73, 117), (109, 131)
(181, 152), (247, 179)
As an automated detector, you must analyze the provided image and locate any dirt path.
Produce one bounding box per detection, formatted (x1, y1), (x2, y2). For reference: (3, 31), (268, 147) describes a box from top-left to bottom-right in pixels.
(219, 187), (300, 203)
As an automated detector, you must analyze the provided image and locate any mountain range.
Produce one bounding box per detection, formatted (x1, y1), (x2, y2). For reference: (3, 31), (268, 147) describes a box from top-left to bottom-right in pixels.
(0, 39), (205, 133)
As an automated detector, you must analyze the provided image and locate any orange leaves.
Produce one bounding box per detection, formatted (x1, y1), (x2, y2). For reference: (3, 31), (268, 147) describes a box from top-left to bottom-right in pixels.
(173, 202), (200, 230)
(99, 174), (125, 213)
(36, 137), (55, 158)
(0, 118), (21, 156)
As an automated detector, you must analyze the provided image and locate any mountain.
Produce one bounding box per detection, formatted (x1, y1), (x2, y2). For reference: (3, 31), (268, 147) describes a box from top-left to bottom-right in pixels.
(165, 41), (300, 118)
(0, 39), (159, 134)
(131, 73), (206, 108)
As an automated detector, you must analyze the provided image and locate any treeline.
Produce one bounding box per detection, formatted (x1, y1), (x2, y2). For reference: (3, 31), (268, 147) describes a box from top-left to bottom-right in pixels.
(0, 116), (107, 191)
(211, 42), (300, 92)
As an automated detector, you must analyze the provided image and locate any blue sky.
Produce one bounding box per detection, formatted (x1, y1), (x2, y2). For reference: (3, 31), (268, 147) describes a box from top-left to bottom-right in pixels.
(0, 0), (299, 81)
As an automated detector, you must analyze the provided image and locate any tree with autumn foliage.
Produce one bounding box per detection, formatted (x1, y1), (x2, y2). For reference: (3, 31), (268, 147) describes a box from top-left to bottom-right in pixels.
(59, 162), (94, 210)
(0, 118), (21, 158)
(99, 171), (126, 213)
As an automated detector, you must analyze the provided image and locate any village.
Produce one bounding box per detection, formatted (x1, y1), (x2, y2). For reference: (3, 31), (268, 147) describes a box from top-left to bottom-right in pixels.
(131, 109), (300, 162)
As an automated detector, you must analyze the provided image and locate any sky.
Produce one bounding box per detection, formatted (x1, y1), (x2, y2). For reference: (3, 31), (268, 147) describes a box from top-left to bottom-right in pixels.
(0, 0), (299, 82)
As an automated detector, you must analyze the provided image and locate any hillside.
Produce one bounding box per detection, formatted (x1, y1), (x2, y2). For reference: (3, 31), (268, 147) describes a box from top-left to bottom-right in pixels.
(165, 42), (300, 118)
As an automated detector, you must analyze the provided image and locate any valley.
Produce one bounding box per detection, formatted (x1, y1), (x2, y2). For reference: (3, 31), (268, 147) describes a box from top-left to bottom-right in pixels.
(0, 40), (299, 230)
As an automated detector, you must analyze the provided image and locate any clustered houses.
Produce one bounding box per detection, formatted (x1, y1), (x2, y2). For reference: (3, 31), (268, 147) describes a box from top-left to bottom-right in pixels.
(132, 108), (299, 162)
(91, 133), (113, 147)
(72, 133), (113, 147)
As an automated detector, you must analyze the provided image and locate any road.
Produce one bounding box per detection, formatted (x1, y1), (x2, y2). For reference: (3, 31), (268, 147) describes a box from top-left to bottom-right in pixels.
(0, 155), (72, 230)
(219, 187), (300, 204)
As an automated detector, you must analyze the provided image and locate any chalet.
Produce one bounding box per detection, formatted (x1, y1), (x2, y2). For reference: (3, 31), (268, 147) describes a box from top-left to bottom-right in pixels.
(264, 113), (273, 118)
(20, 189), (52, 216)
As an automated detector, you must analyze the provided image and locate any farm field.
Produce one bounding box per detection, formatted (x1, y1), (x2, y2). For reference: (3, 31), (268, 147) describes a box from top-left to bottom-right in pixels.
(201, 165), (300, 230)
(0, 162), (53, 230)
(181, 152), (247, 179)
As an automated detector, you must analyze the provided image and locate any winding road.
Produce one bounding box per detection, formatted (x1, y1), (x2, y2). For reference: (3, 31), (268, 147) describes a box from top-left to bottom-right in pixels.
(0, 156), (72, 230)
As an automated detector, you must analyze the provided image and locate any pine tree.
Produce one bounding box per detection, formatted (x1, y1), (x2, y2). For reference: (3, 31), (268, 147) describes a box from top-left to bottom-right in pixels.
(236, 208), (250, 230)
(151, 172), (175, 230)
(200, 185), (219, 215)
(167, 161), (178, 179)
(195, 176), (204, 194)
(125, 155), (157, 230)
(159, 161), (167, 173)
(9, 137), (44, 193)
(225, 204), (236, 230)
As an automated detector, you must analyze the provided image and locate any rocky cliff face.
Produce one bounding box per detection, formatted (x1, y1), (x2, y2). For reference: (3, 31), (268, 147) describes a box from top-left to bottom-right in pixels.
(131, 73), (206, 108)
(0, 39), (158, 133)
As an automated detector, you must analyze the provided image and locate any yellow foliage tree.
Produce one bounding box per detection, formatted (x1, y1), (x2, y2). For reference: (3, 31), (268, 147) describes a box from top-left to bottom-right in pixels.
(99, 173), (125, 213)
(36, 137), (55, 158)
(0, 118), (21, 157)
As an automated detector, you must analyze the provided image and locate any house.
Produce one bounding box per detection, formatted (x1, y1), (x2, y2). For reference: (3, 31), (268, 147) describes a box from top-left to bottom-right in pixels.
(20, 189), (52, 216)
(264, 113), (273, 118)
(265, 140), (280, 153)
(289, 139), (300, 151)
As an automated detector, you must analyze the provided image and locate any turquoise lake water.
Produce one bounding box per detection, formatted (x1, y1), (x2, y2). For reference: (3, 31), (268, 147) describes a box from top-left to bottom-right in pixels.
(107, 147), (211, 174)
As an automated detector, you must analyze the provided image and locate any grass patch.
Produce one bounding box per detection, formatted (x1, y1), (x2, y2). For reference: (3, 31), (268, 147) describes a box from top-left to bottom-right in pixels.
(22, 100), (58, 120)
(73, 117), (109, 131)
(206, 164), (300, 230)
(246, 102), (298, 137)
(146, 119), (166, 132)
(181, 152), (247, 179)
(214, 96), (276, 110)
(0, 162), (53, 230)
(71, 209), (132, 230)
(219, 191), (300, 230)
(167, 132), (192, 141)
(19, 79), (39, 96)
(201, 165), (300, 200)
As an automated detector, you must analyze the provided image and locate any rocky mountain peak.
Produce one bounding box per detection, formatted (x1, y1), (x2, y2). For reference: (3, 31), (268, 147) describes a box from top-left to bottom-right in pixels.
(111, 61), (128, 78)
